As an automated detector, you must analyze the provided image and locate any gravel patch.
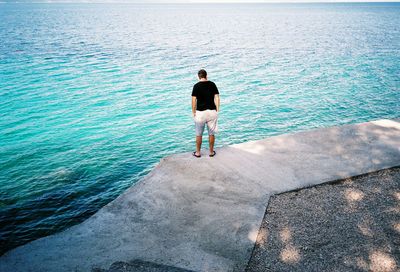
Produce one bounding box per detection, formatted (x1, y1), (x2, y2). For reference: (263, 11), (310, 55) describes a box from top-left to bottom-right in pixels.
(246, 167), (400, 272)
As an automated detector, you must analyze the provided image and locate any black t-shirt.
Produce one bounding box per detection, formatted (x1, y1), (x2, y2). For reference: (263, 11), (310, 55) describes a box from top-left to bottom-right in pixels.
(191, 81), (219, 111)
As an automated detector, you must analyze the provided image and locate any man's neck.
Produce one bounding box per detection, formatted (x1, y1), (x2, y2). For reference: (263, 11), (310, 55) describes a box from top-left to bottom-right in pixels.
(199, 78), (208, 82)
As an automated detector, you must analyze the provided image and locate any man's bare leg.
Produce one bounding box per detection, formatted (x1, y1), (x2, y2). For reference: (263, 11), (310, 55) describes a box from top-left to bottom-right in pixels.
(195, 136), (202, 156)
(209, 135), (215, 155)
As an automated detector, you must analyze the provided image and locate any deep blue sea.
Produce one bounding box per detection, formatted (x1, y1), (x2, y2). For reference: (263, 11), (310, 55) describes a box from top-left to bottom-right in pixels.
(0, 2), (399, 254)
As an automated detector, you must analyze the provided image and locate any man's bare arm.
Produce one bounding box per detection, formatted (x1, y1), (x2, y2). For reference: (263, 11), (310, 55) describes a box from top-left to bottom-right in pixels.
(192, 96), (197, 116)
(214, 94), (220, 112)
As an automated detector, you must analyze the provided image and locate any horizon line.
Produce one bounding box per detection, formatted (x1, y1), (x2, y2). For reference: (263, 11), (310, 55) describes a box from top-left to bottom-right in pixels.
(1, 1), (400, 3)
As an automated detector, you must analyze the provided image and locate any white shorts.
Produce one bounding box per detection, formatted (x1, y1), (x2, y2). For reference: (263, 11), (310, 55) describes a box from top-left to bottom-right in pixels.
(194, 109), (218, 136)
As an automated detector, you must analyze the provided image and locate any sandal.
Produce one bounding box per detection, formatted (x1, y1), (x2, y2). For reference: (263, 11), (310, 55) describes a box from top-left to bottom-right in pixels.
(209, 151), (216, 157)
(192, 151), (201, 158)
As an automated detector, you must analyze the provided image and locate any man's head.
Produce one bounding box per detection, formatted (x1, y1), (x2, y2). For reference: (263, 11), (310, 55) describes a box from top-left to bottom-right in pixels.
(198, 69), (207, 79)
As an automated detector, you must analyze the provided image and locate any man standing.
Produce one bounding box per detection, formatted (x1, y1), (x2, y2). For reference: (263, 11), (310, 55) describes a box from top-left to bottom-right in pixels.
(191, 69), (220, 158)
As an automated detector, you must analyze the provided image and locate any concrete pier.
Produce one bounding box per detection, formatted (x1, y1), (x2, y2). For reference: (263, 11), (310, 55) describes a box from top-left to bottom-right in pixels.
(1, 119), (399, 272)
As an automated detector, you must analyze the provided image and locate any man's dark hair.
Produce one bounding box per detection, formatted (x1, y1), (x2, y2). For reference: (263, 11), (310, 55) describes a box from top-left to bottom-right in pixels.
(198, 69), (207, 79)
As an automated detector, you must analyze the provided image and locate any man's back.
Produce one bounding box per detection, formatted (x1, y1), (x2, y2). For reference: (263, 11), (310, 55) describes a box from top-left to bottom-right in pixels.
(192, 81), (219, 111)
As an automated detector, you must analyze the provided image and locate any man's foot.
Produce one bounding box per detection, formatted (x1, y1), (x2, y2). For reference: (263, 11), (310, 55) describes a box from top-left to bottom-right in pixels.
(209, 150), (216, 157)
(192, 151), (201, 158)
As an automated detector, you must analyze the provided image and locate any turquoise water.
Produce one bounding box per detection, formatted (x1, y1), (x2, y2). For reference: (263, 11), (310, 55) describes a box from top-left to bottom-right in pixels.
(0, 3), (399, 254)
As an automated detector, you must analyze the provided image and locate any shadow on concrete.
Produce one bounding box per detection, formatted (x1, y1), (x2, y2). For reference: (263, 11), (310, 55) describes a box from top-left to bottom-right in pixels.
(93, 259), (195, 272)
